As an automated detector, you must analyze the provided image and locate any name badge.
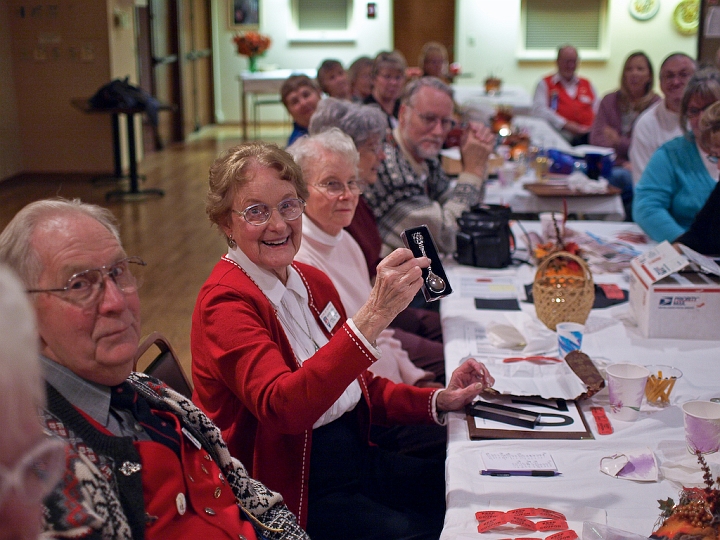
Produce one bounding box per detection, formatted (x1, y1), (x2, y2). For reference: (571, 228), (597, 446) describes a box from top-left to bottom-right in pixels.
(319, 302), (340, 333)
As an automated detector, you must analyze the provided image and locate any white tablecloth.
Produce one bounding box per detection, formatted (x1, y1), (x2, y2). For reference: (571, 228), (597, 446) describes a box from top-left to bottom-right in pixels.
(440, 221), (720, 539)
(453, 84), (533, 116)
(484, 176), (625, 220)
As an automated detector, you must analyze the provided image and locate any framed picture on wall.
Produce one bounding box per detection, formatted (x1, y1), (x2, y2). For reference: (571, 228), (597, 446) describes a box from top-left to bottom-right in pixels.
(229, 0), (259, 29)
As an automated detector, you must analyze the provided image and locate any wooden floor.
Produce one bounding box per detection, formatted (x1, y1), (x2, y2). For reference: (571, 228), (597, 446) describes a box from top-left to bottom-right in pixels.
(0, 125), (287, 377)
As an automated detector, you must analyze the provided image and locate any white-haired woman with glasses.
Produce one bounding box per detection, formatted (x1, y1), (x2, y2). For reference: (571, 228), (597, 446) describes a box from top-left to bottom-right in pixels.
(191, 142), (494, 540)
(0, 265), (65, 540)
(288, 129), (438, 388)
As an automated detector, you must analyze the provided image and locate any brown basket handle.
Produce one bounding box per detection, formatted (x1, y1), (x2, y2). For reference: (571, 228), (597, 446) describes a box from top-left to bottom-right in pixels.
(534, 251), (592, 280)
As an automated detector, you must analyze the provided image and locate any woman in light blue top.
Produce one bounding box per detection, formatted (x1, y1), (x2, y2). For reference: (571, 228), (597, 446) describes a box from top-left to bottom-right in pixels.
(633, 67), (720, 242)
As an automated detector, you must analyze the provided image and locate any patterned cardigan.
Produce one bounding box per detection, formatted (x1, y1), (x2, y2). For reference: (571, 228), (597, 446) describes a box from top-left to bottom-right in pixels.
(363, 135), (484, 255)
(40, 372), (309, 540)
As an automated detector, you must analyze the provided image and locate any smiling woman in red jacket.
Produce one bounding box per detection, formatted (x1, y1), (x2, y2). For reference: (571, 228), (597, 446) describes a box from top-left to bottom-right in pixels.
(191, 141), (493, 540)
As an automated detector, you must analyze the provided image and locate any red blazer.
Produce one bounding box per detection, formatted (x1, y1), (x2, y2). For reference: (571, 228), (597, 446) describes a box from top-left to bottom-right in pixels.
(191, 257), (437, 527)
(544, 75), (595, 127)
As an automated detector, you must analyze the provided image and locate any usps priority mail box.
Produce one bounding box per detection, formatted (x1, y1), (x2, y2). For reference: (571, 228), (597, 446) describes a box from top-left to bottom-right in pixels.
(629, 241), (720, 340)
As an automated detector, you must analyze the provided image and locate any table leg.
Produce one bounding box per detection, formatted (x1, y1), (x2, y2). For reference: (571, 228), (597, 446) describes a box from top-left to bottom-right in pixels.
(91, 113), (125, 185)
(105, 112), (164, 202)
(112, 113), (122, 178)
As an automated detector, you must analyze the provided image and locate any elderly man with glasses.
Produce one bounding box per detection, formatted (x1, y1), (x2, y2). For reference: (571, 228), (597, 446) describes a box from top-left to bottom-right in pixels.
(0, 198), (309, 540)
(363, 76), (495, 256)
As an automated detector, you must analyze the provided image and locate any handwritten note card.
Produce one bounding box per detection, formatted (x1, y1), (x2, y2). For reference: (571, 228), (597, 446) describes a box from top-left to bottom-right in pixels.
(481, 451), (558, 472)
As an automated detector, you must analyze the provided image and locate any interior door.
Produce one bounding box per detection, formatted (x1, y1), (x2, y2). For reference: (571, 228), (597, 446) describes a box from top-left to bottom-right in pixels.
(179, 0), (214, 136)
(136, 0), (183, 150)
(393, 0), (455, 71)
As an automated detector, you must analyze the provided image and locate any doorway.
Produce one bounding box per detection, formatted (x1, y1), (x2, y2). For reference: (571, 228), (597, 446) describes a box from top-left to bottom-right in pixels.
(393, 0), (455, 71)
(135, 0), (214, 152)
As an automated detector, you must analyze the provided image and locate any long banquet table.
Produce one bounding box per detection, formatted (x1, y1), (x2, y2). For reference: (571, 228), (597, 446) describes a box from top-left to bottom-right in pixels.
(439, 220), (720, 539)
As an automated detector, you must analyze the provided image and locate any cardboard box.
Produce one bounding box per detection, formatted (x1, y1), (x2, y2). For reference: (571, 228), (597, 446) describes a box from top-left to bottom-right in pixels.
(629, 241), (720, 340)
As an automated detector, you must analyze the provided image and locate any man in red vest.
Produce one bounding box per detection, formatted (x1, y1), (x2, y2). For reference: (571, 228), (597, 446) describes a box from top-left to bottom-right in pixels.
(532, 45), (598, 146)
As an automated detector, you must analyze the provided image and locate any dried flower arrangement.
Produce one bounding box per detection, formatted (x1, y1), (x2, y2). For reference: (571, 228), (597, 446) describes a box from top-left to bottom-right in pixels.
(651, 450), (720, 540)
(232, 31), (271, 57)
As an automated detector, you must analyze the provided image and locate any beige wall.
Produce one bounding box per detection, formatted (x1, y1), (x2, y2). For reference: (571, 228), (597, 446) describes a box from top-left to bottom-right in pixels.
(213, 0), (697, 124)
(1, 0), (138, 179)
(0, 5), (22, 179)
(456, 0), (697, 98)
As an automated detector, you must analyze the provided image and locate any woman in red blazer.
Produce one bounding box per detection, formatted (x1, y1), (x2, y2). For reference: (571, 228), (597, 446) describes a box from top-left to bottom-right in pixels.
(191, 142), (493, 540)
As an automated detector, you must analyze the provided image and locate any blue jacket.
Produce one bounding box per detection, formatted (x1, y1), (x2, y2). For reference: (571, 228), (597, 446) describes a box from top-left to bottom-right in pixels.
(633, 135), (717, 242)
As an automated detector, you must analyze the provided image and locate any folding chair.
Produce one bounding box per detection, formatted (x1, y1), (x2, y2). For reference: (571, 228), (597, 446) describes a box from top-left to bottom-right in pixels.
(134, 332), (193, 399)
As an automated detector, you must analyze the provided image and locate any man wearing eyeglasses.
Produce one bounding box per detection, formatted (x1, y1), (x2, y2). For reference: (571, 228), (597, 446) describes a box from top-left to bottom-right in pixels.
(630, 53), (697, 184)
(363, 76), (495, 255)
(0, 198), (309, 539)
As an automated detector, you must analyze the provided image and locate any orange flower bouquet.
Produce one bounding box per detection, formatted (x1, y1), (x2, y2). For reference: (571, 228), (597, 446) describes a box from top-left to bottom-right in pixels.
(232, 31), (271, 72)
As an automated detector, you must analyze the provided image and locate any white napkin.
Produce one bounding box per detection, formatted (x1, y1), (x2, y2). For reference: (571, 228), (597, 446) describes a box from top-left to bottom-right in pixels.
(502, 311), (558, 355)
(656, 439), (720, 488)
(567, 171), (610, 193)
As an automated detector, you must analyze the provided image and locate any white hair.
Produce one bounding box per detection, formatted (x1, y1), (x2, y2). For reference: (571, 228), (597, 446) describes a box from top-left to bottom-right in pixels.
(0, 265), (43, 446)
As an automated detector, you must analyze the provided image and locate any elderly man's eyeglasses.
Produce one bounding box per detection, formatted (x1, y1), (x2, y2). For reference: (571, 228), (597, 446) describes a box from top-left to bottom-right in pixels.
(0, 437), (66, 507)
(26, 257), (146, 306)
(233, 197), (306, 226)
(409, 106), (457, 131)
(310, 180), (364, 197)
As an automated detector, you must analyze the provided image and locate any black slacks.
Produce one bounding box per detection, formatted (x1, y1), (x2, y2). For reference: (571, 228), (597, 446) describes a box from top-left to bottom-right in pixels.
(306, 409), (446, 540)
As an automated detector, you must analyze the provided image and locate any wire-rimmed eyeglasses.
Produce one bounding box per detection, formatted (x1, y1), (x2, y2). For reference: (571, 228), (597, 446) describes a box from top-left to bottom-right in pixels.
(0, 437), (66, 507)
(408, 105), (457, 131)
(26, 256), (146, 307)
(232, 197), (306, 226)
(310, 180), (364, 197)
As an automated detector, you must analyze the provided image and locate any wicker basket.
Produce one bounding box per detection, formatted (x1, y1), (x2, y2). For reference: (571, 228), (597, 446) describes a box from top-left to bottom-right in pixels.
(532, 251), (595, 331)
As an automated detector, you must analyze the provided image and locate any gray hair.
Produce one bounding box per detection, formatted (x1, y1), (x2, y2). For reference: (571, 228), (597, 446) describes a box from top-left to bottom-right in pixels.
(0, 264), (43, 445)
(680, 67), (720, 137)
(660, 52), (695, 72)
(401, 76), (454, 106)
(0, 198), (120, 289)
(309, 98), (387, 147)
(286, 128), (360, 179)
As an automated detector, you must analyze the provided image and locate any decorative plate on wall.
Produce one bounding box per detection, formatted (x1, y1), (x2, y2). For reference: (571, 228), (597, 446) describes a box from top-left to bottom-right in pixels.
(673, 0), (700, 35)
(629, 0), (660, 20)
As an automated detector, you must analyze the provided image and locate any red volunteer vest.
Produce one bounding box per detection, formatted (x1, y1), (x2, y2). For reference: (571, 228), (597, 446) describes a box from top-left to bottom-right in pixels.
(544, 75), (595, 127)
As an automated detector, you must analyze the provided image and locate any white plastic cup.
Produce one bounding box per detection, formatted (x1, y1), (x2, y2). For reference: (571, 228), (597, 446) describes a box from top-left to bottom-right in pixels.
(606, 363), (650, 422)
(539, 211), (565, 242)
(682, 400), (720, 454)
(556, 322), (584, 358)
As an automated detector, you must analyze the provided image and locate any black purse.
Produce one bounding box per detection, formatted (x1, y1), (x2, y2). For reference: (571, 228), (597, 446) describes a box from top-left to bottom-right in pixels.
(454, 204), (514, 268)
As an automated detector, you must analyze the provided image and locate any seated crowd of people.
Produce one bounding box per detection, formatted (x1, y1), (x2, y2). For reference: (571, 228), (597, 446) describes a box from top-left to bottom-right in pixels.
(1, 42), (719, 540)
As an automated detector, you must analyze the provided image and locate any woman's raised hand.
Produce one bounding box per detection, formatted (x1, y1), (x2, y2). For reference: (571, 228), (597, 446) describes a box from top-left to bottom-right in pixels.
(353, 248), (429, 344)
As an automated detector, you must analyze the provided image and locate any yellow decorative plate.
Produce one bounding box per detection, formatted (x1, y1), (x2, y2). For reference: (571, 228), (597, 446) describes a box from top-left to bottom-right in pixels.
(673, 0), (700, 35)
(629, 0), (660, 21)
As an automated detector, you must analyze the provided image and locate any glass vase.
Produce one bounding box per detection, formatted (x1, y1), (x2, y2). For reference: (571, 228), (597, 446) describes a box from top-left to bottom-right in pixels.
(248, 55), (258, 73)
